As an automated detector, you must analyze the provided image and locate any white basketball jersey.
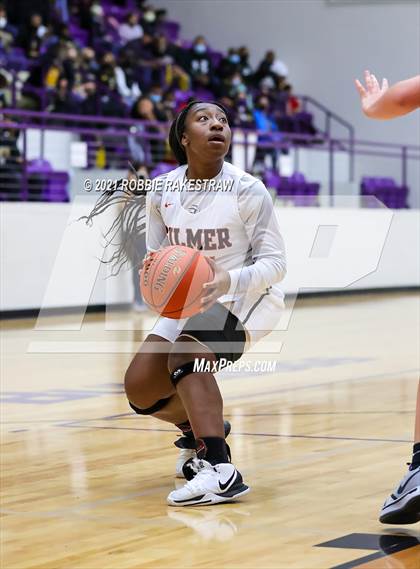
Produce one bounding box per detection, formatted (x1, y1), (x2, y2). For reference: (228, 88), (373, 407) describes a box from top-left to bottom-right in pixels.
(157, 162), (257, 303)
(148, 161), (286, 306)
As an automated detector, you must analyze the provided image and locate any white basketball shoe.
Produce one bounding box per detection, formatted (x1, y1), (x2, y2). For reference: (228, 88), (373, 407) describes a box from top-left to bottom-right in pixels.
(379, 465), (420, 524)
(174, 421), (231, 479)
(167, 458), (250, 507)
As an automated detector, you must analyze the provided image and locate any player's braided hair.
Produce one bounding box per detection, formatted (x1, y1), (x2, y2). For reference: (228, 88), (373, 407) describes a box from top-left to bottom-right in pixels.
(78, 175), (147, 276)
(169, 100), (229, 165)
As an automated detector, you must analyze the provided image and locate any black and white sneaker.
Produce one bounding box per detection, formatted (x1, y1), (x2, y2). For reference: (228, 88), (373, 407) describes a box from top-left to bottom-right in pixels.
(174, 421), (231, 479)
(167, 458), (250, 507)
(379, 465), (420, 524)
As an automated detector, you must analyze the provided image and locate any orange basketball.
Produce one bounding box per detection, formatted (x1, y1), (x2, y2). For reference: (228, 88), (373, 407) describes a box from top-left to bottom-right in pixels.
(140, 245), (214, 319)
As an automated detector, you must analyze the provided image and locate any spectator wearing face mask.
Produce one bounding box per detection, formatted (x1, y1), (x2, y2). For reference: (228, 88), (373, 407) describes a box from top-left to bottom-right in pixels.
(188, 36), (212, 84)
(238, 46), (253, 83)
(19, 13), (48, 59)
(147, 84), (167, 119)
(119, 12), (143, 45)
(218, 48), (242, 80)
(220, 71), (248, 100)
(141, 6), (157, 35)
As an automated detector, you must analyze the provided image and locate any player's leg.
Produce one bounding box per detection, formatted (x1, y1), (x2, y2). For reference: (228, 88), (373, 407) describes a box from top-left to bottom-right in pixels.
(166, 304), (250, 506)
(124, 334), (184, 420)
(124, 333), (231, 477)
(379, 379), (420, 524)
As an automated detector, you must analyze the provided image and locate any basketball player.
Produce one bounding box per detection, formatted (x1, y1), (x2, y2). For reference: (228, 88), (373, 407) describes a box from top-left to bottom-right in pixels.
(123, 100), (287, 506)
(356, 70), (420, 524)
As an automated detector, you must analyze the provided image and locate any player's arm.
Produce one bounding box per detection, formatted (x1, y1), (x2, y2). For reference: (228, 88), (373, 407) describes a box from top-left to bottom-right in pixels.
(227, 181), (287, 295)
(355, 71), (420, 119)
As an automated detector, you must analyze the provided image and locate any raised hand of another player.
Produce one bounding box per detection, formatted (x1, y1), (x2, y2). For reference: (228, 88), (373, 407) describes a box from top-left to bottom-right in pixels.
(200, 259), (231, 313)
(355, 70), (389, 117)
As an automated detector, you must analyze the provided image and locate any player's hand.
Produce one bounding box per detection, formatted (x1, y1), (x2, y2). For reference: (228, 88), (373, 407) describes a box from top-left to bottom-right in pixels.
(200, 259), (231, 313)
(139, 251), (157, 274)
(355, 70), (389, 117)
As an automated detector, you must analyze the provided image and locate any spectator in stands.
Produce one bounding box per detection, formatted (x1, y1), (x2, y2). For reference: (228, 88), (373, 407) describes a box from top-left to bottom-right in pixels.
(123, 33), (157, 90)
(118, 12), (143, 45)
(188, 35), (213, 88)
(89, 1), (106, 38)
(140, 5), (158, 36)
(233, 91), (255, 128)
(238, 46), (253, 83)
(271, 55), (289, 80)
(161, 90), (177, 121)
(79, 47), (99, 83)
(220, 71), (248, 100)
(61, 45), (79, 90)
(151, 36), (191, 91)
(19, 13), (48, 59)
(50, 76), (78, 114)
(254, 50), (288, 87)
(167, 38), (190, 74)
(148, 83), (165, 110)
(284, 84), (301, 115)
(218, 48), (241, 80)
(253, 94), (282, 169)
(130, 95), (166, 163)
(0, 4), (17, 51)
(98, 51), (118, 91)
(149, 34), (174, 84)
(115, 52), (142, 108)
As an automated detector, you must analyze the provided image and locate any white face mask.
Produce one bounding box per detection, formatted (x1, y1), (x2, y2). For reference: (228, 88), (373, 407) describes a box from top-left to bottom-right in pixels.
(0, 17), (7, 27)
(143, 11), (156, 23)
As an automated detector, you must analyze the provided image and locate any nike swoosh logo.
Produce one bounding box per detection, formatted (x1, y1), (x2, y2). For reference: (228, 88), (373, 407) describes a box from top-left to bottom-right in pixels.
(397, 469), (419, 494)
(219, 469), (237, 492)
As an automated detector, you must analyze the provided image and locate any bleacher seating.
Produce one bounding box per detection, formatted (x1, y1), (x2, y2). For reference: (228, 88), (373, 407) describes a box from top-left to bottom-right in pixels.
(361, 177), (409, 209)
(264, 169), (320, 206)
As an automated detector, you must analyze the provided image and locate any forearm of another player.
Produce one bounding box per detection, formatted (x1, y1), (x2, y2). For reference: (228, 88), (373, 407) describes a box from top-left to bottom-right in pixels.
(366, 76), (420, 119)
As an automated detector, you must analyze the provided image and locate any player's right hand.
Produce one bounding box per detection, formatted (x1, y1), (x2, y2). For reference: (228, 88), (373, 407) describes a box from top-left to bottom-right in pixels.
(355, 70), (389, 117)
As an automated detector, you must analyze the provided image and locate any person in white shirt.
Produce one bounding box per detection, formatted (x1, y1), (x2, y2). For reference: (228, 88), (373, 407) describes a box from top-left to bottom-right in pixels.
(118, 12), (143, 45)
(122, 100), (287, 506)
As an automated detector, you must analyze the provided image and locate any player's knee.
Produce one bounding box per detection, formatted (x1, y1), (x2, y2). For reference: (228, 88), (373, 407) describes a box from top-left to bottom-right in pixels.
(124, 357), (159, 409)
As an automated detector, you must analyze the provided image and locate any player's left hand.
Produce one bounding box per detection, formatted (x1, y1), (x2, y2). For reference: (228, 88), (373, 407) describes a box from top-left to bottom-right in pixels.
(200, 259), (231, 312)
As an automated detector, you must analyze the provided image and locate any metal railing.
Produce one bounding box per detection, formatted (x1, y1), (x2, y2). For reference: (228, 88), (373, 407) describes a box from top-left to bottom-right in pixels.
(0, 109), (418, 204)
